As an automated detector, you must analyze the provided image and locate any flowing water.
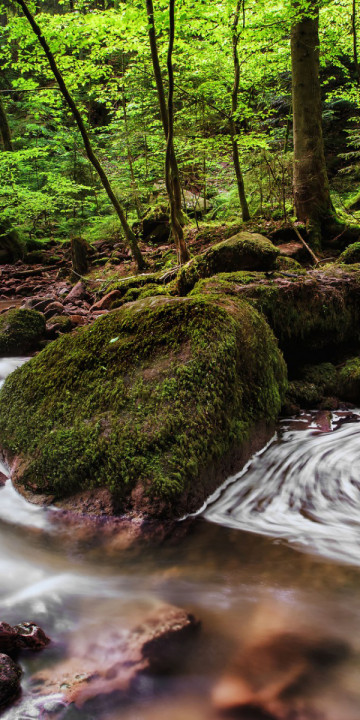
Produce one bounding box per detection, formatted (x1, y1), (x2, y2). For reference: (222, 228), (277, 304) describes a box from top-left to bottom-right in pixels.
(2, 359), (360, 719)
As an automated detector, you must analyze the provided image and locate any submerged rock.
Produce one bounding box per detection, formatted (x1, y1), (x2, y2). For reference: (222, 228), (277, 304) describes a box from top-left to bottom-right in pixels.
(0, 294), (286, 518)
(176, 231), (279, 295)
(212, 631), (350, 719)
(0, 308), (46, 356)
(30, 605), (199, 708)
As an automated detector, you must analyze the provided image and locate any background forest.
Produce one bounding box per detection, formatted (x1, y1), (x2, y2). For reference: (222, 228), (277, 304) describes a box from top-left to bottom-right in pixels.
(0, 0), (360, 259)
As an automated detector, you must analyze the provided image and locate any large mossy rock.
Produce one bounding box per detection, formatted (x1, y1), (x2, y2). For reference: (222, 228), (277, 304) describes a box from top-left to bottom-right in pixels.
(0, 295), (286, 517)
(176, 232), (279, 295)
(191, 266), (360, 363)
(0, 309), (46, 356)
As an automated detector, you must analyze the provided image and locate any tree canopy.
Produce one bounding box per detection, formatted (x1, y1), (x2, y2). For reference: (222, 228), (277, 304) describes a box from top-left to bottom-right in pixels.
(1, 0), (359, 250)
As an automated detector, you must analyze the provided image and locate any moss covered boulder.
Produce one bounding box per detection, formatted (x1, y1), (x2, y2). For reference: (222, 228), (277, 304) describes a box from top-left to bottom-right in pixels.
(0, 309), (46, 356)
(176, 232), (279, 295)
(0, 295), (286, 517)
(339, 242), (360, 264)
(191, 267), (360, 362)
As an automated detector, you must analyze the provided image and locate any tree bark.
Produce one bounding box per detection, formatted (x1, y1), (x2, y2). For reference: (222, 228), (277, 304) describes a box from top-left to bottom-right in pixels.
(230, 0), (250, 222)
(145, 0), (189, 262)
(15, 0), (146, 271)
(166, 0), (189, 263)
(0, 99), (13, 151)
(291, 0), (334, 248)
(352, 0), (360, 84)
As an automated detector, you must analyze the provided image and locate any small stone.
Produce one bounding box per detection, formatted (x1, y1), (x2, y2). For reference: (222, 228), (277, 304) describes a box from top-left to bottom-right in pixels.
(44, 302), (64, 318)
(64, 281), (88, 303)
(91, 290), (122, 311)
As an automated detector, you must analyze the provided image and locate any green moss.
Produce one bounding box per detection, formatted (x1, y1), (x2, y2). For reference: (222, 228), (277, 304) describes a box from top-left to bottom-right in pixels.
(176, 232), (279, 295)
(301, 362), (337, 393)
(0, 309), (46, 355)
(275, 256), (304, 272)
(192, 269), (360, 359)
(99, 272), (162, 298)
(339, 242), (360, 265)
(286, 380), (322, 408)
(117, 283), (171, 306)
(338, 357), (360, 402)
(0, 295), (286, 516)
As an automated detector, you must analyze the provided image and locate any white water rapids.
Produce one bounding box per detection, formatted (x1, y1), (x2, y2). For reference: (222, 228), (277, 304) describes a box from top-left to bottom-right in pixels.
(204, 413), (360, 565)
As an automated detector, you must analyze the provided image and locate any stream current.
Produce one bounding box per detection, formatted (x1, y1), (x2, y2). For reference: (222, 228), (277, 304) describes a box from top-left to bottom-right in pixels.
(2, 358), (360, 718)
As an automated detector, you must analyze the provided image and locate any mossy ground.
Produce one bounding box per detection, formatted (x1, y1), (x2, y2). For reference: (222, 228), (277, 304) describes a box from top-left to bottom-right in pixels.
(0, 295), (286, 516)
(0, 309), (46, 356)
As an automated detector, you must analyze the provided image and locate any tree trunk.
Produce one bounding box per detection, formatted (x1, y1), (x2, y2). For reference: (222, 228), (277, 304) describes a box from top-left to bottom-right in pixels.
(166, 0), (189, 263)
(0, 99), (13, 151)
(145, 0), (189, 263)
(291, 0), (334, 248)
(352, 0), (360, 84)
(230, 0), (250, 221)
(15, 0), (146, 271)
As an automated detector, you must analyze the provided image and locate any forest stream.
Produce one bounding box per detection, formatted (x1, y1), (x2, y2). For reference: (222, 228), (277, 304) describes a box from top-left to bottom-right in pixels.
(2, 358), (360, 720)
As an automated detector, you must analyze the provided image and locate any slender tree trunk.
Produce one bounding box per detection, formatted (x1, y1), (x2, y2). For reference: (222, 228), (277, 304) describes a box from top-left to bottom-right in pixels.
(166, 0), (189, 263)
(230, 0), (250, 221)
(291, 0), (334, 247)
(15, 0), (146, 270)
(352, 0), (360, 84)
(122, 88), (142, 219)
(145, 0), (189, 263)
(0, 99), (13, 151)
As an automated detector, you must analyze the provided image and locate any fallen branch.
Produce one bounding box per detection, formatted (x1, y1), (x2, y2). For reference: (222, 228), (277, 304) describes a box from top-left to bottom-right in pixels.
(291, 223), (319, 265)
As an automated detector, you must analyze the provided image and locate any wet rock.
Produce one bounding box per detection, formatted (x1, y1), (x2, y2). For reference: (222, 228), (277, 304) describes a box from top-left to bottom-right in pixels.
(0, 622), (50, 657)
(0, 471), (7, 486)
(30, 605), (199, 708)
(0, 653), (22, 709)
(14, 622), (50, 652)
(91, 289), (122, 311)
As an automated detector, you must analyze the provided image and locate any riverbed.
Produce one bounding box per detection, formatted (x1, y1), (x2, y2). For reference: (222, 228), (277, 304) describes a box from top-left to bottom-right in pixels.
(1, 358), (360, 719)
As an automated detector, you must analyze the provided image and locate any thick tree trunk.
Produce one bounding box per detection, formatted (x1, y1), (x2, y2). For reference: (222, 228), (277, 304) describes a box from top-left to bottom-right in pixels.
(15, 0), (146, 271)
(291, 0), (334, 247)
(0, 99), (13, 151)
(230, 0), (250, 222)
(145, 0), (189, 263)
